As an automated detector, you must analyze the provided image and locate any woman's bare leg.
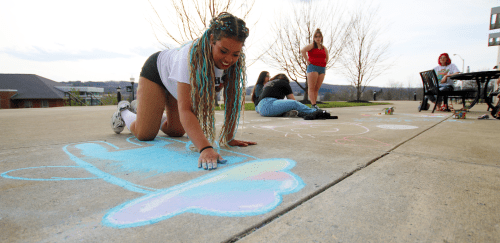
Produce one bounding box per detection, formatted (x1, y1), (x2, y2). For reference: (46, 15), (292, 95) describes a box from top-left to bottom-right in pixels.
(307, 72), (319, 105)
(160, 92), (185, 137)
(130, 77), (167, 141)
(316, 73), (326, 100)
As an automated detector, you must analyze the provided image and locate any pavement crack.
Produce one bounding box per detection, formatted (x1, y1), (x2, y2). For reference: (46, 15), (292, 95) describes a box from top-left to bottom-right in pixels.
(225, 115), (454, 243)
(387, 115), (451, 152)
(224, 152), (390, 243)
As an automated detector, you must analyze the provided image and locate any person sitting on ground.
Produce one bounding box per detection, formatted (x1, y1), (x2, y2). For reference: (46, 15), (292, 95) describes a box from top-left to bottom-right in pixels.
(426, 53), (460, 110)
(110, 12), (256, 170)
(251, 71), (270, 108)
(255, 73), (336, 120)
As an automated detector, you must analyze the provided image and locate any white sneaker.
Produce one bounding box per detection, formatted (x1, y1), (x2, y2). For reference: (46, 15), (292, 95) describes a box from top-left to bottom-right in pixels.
(130, 100), (138, 114)
(283, 110), (299, 118)
(111, 101), (130, 134)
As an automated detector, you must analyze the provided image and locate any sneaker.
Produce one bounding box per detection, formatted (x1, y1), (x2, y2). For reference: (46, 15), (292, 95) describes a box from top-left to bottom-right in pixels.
(130, 100), (138, 114)
(111, 101), (130, 134)
(312, 104), (319, 110)
(283, 110), (299, 118)
(478, 114), (489, 119)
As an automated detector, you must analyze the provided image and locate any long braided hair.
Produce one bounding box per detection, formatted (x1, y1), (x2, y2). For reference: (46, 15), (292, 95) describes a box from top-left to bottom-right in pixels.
(188, 12), (249, 146)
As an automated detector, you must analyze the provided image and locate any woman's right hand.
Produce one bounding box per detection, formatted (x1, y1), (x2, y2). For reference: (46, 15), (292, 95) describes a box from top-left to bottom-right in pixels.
(198, 148), (222, 170)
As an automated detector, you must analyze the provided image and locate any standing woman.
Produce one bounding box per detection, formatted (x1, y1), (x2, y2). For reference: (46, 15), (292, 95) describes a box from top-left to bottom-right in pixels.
(251, 71), (270, 107)
(110, 12), (256, 170)
(301, 28), (329, 109)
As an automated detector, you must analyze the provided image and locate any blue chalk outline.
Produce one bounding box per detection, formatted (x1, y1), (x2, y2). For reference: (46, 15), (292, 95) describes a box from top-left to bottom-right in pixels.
(1, 138), (258, 194)
(62, 142), (158, 194)
(1, 166), (98, 181)
(1, 137), (305, 228)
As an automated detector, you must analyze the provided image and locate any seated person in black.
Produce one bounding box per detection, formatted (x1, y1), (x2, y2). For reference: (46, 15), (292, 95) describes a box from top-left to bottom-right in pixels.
(255, 73), (335, 119)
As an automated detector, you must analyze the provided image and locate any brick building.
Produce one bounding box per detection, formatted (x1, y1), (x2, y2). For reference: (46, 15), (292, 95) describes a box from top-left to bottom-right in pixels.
(0, 74), (68, 109)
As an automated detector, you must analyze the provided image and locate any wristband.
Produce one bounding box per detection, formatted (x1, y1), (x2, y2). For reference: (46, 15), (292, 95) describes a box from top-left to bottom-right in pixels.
(199, 146), (213, 154)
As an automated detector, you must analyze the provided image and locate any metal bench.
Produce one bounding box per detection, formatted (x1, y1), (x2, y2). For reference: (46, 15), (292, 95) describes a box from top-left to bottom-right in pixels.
(419, 69), (476, 113)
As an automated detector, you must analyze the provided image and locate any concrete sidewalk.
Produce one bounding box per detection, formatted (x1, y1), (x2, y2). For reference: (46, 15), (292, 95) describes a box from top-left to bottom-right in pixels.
(1, 101), (499, 242)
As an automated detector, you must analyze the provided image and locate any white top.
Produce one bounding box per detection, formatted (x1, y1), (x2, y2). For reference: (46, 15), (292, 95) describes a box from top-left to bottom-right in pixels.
(157, 42), (224, 99)
(434, 63), (460, 85)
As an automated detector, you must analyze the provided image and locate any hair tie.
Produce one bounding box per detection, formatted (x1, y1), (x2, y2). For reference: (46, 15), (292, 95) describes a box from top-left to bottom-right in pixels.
(200, 145), (213, 154)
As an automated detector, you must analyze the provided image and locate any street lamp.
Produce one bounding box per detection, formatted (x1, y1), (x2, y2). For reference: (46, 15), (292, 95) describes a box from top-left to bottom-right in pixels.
(116, 87), (122, 102)
(130, 77), (135, 101)
(453, 54), (465, 73)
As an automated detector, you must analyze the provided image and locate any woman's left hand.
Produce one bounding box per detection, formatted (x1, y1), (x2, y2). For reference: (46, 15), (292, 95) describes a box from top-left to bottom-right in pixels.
(228, 139), (257, 147)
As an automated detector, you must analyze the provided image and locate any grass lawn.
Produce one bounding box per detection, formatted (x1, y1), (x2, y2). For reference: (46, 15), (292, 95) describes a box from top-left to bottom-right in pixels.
(215, 101), (392, 111)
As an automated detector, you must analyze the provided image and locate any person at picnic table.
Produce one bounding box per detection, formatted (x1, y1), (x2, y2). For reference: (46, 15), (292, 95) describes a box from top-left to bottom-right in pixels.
(110, 12), (256, 170)
(426, 53), (460, 110)
(255, 73), (336, 120)
(301, 28), (329, 110)
(251, 71), (270, 107)
(493, 64), (500, 97)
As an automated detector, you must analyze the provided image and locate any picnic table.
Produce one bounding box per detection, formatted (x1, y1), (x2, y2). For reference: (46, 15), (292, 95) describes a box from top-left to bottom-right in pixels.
(449, 70), (500, 112)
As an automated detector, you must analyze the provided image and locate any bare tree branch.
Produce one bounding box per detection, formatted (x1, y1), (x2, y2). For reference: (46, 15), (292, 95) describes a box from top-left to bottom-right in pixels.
(147, 0), (267, 65)
(148, 0), (254, 45)
(340, 7), (391, 101)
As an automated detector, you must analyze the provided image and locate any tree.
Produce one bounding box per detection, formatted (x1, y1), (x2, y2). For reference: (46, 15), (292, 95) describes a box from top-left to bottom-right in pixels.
(322, 92), (334, 101)
(148, 0), (263, 65)
(64, 89), (85, 106)
(149, 0), (254, 45)
(101, 92), (118, 105)
(264, 1), (352, 102)
(340, 7), (391, 101)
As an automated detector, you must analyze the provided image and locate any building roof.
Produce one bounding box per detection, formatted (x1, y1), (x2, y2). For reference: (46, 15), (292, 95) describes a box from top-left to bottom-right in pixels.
(0, 74), (67, 99)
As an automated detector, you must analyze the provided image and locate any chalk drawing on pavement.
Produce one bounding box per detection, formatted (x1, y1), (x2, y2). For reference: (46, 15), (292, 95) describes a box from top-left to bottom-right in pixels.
(1, 137), (305, 228)
(335, 136), (391, 147)
(252, 122), (370, 138)
(376, 125), (419, 130)
(103, 158), (303, 228)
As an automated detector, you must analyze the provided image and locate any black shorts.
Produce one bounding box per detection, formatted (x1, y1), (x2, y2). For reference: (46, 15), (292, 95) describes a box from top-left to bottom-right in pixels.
(140, 51), (167, 90)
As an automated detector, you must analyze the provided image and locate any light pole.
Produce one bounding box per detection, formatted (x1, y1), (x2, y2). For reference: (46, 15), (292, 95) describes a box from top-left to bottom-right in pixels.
(116, 87), (121, 103)
(453, 54), (465, 73)
(130, 77), (135, 101)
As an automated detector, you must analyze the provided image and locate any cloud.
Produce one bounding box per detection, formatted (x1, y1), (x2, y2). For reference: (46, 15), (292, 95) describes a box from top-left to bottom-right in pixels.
(130, 46), (164, 57)
(3, 46), (132, 62)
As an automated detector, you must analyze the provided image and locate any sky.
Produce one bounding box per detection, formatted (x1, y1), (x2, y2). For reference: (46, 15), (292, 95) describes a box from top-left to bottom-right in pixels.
(1, 0), (500, 88)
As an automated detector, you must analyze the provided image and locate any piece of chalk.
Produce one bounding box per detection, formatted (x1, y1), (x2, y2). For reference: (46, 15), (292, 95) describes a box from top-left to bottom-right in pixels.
(217, 159), (227, 164)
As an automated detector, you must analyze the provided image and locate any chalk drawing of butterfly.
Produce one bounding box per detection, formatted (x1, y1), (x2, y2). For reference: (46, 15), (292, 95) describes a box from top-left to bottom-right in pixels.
(1, 137), (305, 228)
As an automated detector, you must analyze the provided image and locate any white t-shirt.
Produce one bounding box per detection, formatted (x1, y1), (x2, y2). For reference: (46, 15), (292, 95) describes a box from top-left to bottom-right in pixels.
(157, 42), (224, 99)
(434, 64), (460, 85)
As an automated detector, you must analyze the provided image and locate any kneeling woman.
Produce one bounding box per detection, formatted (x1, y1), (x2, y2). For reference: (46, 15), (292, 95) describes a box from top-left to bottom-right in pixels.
(255, 74), (319, 117)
